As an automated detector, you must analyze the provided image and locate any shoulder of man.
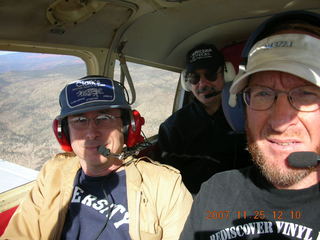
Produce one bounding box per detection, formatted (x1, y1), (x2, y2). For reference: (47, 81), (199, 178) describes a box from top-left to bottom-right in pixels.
(160, 101), (200, 128)
(41, 152), (78, 169)
(126, 156), (181, 174)
(54, 152), (77, 159)
(201, 166), (253, 190)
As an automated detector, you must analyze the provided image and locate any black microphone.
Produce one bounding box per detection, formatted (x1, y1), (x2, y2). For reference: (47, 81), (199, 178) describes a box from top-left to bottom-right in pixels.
(204, 91), (222, 99)
(97, 145), (124, 160)
(288, 152), (319, 168)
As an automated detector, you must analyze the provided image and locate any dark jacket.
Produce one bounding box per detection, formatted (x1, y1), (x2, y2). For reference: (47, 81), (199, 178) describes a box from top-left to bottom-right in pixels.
(157, 99), (251, 194)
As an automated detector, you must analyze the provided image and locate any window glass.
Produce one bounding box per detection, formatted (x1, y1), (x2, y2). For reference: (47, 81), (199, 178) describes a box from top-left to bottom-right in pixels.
(0, 51), (86, 170)
(0, 55), (178, 171)
(114, 61), (179, 137)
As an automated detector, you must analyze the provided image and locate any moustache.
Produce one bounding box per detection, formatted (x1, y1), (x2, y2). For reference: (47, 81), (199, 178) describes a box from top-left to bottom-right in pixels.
(196, 86), (221, 98)
(196, 86), (218, 95)
(264, 126), (303, 139)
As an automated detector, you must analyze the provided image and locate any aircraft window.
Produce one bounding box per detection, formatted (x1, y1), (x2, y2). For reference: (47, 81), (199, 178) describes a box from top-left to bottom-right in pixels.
(0, 51), (86, 170)
(114, 61), (179, 137)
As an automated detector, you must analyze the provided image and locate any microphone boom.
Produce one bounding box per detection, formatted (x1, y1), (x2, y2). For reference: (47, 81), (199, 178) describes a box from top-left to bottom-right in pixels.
(288, 152), (319, 168)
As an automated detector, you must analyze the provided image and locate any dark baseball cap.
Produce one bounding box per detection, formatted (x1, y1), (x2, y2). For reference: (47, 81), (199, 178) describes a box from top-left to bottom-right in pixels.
(186, 43), (224, 73)
(57, 75), (131, 119)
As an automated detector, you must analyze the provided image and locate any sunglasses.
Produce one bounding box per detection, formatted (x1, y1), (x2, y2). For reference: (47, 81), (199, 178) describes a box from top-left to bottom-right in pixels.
(186, 69), (222, 85)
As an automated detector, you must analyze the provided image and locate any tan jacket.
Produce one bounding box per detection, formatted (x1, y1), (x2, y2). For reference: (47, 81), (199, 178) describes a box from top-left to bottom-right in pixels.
(1, 153), (192, 240)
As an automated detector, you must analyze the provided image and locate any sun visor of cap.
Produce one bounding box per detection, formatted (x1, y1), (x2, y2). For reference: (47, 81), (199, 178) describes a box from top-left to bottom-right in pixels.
(230, 61), (320, 94)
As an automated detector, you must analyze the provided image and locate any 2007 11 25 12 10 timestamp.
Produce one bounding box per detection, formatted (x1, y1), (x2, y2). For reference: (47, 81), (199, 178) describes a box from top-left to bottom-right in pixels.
(205, 210), (302, 220)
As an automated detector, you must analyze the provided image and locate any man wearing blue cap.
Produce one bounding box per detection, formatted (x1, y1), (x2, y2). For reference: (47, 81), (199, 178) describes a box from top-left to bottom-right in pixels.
(157, 44), (250, 195)
(2, 75), (192, 240)
(180, 11), (320, 240)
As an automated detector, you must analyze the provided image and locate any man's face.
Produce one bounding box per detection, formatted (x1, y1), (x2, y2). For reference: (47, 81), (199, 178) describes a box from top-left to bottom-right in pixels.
(189, 68), (224, 106)
(68, 109), (124, 168)
(246, 71), (320, 188)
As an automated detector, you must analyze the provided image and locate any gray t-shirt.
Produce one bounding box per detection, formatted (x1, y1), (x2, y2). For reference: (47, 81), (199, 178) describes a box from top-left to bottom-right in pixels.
(180, 166), (320, 240)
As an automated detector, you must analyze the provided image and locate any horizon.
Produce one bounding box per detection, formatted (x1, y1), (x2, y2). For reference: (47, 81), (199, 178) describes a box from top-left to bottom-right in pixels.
(0, 51), (85, 73)
(0, 51), (15, 55)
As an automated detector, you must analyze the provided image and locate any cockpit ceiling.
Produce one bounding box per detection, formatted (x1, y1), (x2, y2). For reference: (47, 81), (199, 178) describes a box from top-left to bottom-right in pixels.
(123, 0), (320, 68)
(0, 0), (134, 48)
(0, 0), (319, 69)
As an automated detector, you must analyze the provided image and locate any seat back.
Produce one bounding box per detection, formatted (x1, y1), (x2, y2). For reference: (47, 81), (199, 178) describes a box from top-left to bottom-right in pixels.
(221, 81), (246, 133)
(0, 206), (18, 236)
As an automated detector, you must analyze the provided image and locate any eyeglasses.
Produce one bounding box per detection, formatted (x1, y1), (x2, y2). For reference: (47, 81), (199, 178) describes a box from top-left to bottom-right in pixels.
(68, 114), (121, 130)
(243, 85), (320, 112)
(186, 69), (222, 85)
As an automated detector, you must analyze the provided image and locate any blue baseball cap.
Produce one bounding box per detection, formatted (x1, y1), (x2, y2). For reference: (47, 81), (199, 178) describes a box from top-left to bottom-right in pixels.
(57, 75), (131, 119)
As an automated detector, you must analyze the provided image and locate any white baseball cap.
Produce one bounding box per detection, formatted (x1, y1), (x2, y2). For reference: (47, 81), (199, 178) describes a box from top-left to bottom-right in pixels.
(230, 33), (320, 98)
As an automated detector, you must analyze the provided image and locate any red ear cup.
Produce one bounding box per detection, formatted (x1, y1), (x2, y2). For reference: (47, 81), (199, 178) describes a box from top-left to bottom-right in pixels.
(52, 119), (73, 152)
(126, 110), (145, 148)
(53, 110), (144, 151)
